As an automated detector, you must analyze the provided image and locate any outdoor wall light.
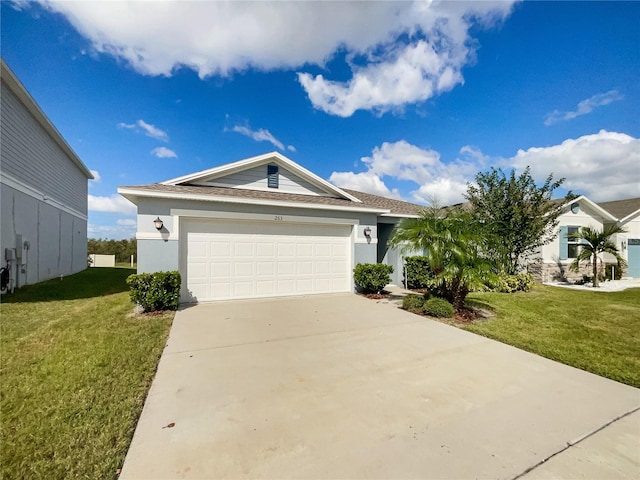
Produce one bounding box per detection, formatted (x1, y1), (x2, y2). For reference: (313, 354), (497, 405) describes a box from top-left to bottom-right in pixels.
(621, 240), (627, 251)
(154, 217), (164, 230)
(363, 227), (372, 237)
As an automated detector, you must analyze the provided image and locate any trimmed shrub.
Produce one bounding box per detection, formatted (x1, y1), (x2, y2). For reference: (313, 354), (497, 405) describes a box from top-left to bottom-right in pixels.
(484, 273), (535, 293)
(127, 271), (181, 312)
(403, 256), (433, 289)
(402, 294), (425, 313)
(423, 297), (455, 318)
(353, 263), (393, 294)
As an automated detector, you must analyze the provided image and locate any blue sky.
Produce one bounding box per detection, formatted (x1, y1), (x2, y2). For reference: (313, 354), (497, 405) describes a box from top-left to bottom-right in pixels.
(2, 1), (639, 239)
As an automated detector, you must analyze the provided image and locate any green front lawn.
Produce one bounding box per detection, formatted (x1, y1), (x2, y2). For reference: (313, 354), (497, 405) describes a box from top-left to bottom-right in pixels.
(465, 285), (640, 387)
(0, 268), (174, 479)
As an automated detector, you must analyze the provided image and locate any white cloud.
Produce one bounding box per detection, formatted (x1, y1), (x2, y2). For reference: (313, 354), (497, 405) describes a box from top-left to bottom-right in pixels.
(544, 90), (624, 125)
(89, 169), (101, 184)
(88, 194), (136, 215)
(329, 171), (402, 200)
(116, 218), (136, 226)
(330, 131), (639, 206)
(32, 1), (515, 117)
(510, 130), (640, 201)
(330, 140), (480, 205)
(230, 125), (287, 151)
(151, 146), (177, 158)
(287, 145), (297, 152)
(118, 119), (169, 142)
(88, 223), (136, 240)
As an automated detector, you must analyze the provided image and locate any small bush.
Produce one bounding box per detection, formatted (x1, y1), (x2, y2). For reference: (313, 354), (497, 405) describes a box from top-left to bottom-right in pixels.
(485, 273), (535, 293)
(402, 294), (425, 313)
(403, 256), (433, 289)
(423, 297), (455, 318)
(353, 263), (393, 294)
(127, 271), (181, 312)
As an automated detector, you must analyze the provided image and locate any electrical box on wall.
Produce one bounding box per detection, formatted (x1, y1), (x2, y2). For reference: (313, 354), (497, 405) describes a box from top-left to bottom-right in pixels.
(5, 248), (16, 261)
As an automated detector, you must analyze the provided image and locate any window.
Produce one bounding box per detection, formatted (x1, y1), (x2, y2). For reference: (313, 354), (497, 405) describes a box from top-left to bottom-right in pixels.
(267, 164), (278, 188)
(567, 226), (580, 258)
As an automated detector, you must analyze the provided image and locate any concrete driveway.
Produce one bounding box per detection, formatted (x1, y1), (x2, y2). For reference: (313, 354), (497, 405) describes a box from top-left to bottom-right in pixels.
(120, 294), (639, 479)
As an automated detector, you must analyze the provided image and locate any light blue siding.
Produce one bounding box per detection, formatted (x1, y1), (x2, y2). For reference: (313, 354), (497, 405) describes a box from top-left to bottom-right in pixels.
(197, 163), (330, 196)
(137, 239), (179, 273)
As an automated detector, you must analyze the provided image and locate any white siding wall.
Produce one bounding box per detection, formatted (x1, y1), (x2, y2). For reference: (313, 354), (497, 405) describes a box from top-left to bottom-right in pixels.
(1, 82), (88, 214)
(540, 208), (605, 264)
(196, 164), (330, 196)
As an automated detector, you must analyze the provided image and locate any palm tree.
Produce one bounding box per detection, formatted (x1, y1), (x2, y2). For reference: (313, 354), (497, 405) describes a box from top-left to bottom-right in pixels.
(567, 225), (626, 287)
(389, 206), (493, 309)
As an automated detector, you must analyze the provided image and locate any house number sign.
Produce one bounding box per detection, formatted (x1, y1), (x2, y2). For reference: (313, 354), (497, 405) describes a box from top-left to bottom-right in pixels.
(274, 215), (284, 221)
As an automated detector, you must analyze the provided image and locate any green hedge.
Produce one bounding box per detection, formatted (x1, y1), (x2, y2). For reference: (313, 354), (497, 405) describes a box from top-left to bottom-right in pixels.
(126, 271), (181, 312)
(401, 294), (425, 313)
(423, 297), (455, 318)
(484, 273), (535, 293)
(403, 256), (433, 289)
(353, 263), (393, 294)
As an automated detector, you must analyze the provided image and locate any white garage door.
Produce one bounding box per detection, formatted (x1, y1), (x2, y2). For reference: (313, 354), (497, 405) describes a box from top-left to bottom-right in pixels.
(182, 219), (352, 301)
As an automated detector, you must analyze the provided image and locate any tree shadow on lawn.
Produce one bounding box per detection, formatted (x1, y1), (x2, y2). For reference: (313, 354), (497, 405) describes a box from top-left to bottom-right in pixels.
(1, 267), (134, 303)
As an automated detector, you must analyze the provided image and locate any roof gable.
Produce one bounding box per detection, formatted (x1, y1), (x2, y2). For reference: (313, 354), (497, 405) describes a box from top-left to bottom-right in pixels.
(558, 195), (617, 222)
(161, 152), (361, 203)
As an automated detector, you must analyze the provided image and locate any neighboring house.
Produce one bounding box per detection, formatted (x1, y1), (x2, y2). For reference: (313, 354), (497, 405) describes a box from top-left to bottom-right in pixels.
(0, 59), (93, 292)
(531, 195), (640, 282)
(118, 152), (422, 302)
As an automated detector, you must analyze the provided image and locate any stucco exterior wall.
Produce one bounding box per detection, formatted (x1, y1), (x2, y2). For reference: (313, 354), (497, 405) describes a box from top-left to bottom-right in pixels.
(134, 196), (384, 290)
(1, 183), (87, 288)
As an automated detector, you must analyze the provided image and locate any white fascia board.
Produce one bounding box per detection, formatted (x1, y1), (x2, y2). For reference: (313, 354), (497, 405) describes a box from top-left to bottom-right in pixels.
(379, 212), (421, 219)
(1, 59), (94, 180)
(159, 151), (362, 203)
(117, 187), (389, 215)
(618, 209), (640, 225)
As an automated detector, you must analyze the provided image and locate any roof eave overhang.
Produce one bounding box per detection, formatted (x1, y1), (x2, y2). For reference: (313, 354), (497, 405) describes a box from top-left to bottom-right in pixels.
(618, 208), (640, 225)
(379, 212), (421, 219)
(117, 187), (388, 215)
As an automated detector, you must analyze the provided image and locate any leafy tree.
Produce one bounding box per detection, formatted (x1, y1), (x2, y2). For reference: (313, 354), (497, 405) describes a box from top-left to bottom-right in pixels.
(465, 166), (573, 275)
(389, 207), (493, 309)
(568, 225), (626, 287)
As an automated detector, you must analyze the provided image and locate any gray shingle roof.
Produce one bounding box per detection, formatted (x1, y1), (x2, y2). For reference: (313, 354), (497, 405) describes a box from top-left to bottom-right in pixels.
(120, 183), (425, 216)
(597, 197), (640, 219)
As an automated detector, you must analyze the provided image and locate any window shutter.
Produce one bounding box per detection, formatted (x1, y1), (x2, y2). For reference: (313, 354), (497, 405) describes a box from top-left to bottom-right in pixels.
(267, 164), (279, 188)
(559, 226), (568, 260)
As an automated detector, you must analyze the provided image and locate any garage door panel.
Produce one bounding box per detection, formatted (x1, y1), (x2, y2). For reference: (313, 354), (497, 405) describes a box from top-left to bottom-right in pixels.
(184, 219), (351, 301)
(256, 261), (275, 275)
(210, 262), (230, 277)
(234, 242), (254, 256)
(234, 262), (254, 276)
(297, 261), (313, 274)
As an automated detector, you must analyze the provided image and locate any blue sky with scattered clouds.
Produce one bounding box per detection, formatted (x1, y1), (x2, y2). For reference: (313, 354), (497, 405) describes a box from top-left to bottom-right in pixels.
(2, 1), (639, 239)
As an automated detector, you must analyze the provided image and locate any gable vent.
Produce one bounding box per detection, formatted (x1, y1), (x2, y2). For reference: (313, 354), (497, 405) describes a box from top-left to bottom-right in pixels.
(267, 164), (279, 188)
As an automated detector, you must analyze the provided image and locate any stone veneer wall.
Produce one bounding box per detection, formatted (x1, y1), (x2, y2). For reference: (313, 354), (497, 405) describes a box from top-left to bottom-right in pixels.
(528, 261), (624, 283)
